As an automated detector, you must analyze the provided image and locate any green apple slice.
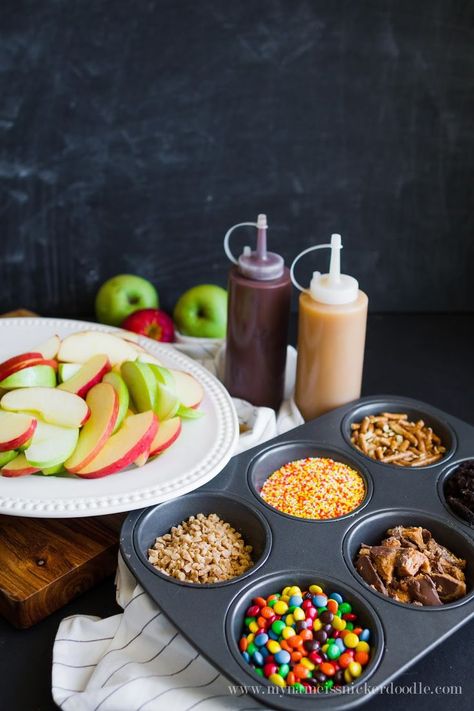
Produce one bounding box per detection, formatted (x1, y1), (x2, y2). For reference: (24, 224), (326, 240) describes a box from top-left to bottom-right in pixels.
(103, 371), (129, 432)
(121, 361), (157, 413)
(0, 450), (17, 467)
(41, 463), (66, 475)
(0, 364), (56, 389)
(176, 403), (204, 420)
(137, 353), (163, 367)
(148, 365), (180, 420)
(58, 363), (82, 383)
(24, 420), (79, 469)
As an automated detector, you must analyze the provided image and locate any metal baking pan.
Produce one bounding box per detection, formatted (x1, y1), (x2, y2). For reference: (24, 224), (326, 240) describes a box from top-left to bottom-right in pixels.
(121, 395), (474, 709)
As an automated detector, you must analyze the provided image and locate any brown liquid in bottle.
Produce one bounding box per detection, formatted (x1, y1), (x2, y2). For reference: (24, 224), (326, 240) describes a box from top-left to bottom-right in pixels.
(223, 214), (291, 411)
(295, 290), (368, 420)
(225, 266), (291, 410)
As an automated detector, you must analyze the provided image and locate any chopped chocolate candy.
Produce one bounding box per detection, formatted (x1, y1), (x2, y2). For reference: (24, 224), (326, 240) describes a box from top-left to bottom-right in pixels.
(355, 525), (467, 606)
(444, 460), (474, 525)
(356, 554), (388, 594)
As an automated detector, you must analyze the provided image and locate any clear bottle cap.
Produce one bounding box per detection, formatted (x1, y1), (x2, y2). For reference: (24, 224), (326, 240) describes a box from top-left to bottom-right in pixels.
(223, 214), (284, 280)
(290, 234), (359, 305)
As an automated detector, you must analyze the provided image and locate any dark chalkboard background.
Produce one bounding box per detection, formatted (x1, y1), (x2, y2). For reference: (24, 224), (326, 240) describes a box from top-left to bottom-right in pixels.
(0, 0), (473, 318)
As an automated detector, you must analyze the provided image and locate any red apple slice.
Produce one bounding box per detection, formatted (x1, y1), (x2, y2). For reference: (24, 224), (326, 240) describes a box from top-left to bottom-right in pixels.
(2, 453), (40, 477)
(0, 411), (37, 451)
(57, 354), (111, 398)
(65, 383), (119, 473)
(1, 387), (90, 428)
(168, 369), (204, 408)
(35, 335), (60, 359)
(0, 353), (56, 382)
(149, 416), (182, 456)
(58, 331), (139, 365)
(76, 411), (158, 478)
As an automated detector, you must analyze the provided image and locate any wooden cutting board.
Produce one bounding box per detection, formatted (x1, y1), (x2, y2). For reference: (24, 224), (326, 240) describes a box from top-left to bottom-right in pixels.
(0, 309), (123, 628)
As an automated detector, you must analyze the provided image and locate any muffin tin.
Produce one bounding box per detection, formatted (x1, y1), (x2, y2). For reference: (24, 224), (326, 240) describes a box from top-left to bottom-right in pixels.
(121, 395), (474, 710)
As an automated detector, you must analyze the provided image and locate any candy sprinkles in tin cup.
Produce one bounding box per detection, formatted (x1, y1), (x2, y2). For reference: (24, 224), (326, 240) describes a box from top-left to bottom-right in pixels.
(260, 457), (366, 520)
(238, 583), (372, 692)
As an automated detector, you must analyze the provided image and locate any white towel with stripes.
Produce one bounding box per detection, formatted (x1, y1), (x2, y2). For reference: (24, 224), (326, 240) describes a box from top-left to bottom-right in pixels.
(52, 344), (303, 711)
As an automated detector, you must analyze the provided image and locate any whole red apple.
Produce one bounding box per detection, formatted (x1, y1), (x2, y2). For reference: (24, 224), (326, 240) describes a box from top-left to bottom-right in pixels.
(122, 309), (175, 342)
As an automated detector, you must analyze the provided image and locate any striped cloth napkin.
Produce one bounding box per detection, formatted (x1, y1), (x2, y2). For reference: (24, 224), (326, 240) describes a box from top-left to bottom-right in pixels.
(52, 344), (303, 711)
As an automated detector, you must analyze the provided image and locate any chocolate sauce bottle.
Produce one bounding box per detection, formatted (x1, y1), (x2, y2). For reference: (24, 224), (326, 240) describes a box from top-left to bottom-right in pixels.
(223, 214), (291, 410)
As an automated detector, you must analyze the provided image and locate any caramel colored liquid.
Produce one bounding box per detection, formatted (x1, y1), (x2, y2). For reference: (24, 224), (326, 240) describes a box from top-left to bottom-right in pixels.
(295, 290), (368, 420)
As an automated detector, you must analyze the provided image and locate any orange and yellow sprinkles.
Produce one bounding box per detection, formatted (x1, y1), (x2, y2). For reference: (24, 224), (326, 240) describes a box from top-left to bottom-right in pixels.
(260, 457), (365, 520)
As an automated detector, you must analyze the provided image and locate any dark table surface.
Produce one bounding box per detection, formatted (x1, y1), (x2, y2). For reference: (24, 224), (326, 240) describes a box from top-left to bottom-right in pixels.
(1, 313), (473, 711)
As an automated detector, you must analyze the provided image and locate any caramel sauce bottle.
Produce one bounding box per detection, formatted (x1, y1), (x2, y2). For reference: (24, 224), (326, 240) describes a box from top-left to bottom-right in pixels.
(223, 214), (291, 410)
(292, 234), (368, 420)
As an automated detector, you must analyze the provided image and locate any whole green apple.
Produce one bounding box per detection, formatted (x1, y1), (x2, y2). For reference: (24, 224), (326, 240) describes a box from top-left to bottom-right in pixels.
(173, 284), (227, 338)
(95, 275), (159, 326)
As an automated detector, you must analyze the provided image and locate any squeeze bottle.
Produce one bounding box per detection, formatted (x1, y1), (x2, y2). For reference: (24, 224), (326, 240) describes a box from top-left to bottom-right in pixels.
(291, 234), (368, 420)
(223, 214), (291, 410)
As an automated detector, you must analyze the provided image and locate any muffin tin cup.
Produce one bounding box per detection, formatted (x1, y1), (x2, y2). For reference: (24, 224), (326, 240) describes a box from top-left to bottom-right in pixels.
(341, 397), (457, 470)
(131, 490), (272, 588)
(437, 458), (474, 531)
(121, 395), (474, 710)
(247, 440), (373, 522)
(343, 508), (474, 610)
(226, 570), (385, 699)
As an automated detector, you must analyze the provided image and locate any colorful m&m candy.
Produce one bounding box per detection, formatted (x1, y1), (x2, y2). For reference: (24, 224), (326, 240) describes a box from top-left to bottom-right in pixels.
(238, 582), (373, 693)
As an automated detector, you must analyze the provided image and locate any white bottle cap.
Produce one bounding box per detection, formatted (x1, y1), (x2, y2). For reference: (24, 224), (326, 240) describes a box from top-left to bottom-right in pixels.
(291, 234), (359, 305)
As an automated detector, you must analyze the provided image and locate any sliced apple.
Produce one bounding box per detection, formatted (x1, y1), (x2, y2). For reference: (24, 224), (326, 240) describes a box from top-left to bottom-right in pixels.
(58, 363), (82, 382)
(58, 331), (138, 366)
(25, 420), (79, 469)
(2, 453), (40, 477)
(76, 411), (158, 478)
(149, 365), (180, 420)
(65, 383), (118, 473)
(57, 354), (111, 398)
(149, 416), (182, 457)
(169, 369), (204, 408)
(134, 449), (149, 467)
(0, 353), (56, 382)
(1, 387), (89, 428)
(35, 335), (60, 359)
(0, 450), (18, 468)
(41, 463), (66, 475)
(115, 330), (140, 343)
(138, 353), (164, 367)
(0, 411), (37, 451)
(102, 371), (129, 432)
(121, 361), (156, 412)
(176, 403), (204, 420)
(0, 363), (57, 389)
